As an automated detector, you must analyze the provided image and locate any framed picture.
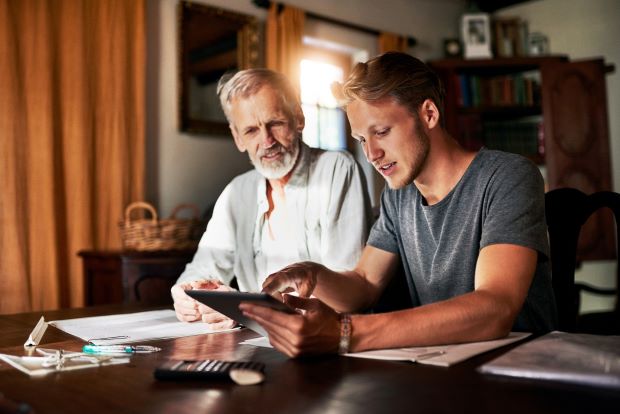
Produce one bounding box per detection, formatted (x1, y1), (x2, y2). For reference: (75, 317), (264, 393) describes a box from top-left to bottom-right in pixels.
(528, 32), (550, 56)
(461, 13), (492, 59)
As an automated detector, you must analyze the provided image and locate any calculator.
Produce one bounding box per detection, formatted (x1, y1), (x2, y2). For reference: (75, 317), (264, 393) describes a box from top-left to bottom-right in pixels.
(154, 359), (266, 385)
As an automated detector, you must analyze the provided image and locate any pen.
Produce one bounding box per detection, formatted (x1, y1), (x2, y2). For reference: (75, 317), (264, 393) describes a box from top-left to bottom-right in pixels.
(416, 350), (446, 361)
(82, 344), (162, 354)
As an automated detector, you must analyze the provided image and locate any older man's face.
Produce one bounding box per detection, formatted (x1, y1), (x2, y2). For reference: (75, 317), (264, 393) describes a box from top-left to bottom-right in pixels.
(229, 85), (302, 180)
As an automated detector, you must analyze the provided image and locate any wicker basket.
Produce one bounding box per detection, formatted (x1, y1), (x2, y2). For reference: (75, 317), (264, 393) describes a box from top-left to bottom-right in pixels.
(119, 201), (206, 251)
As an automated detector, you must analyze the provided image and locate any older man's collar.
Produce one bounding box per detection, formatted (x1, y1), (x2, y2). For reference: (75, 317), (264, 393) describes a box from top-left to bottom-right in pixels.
(286, 141), (311, 188)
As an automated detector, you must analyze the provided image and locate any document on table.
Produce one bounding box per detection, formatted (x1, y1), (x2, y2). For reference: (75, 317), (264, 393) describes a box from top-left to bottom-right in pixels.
(478, 331), (620, 389)
(49, 309), (236, 345)
(240, 332), (530, 367)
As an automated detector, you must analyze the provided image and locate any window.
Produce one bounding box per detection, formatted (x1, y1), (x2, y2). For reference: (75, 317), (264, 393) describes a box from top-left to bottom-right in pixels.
(299, 48), (350, 151)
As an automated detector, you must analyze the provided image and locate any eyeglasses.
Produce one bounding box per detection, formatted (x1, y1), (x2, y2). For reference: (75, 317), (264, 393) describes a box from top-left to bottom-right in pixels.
(36, 348), (117, 370)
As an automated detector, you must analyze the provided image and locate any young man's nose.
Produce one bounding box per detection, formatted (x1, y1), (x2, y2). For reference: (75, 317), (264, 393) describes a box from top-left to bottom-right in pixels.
(366, 138), (384, 163)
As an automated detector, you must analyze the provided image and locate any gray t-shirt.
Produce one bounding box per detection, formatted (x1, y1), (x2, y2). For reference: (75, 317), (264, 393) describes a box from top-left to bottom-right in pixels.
(368, 148), (557, 332)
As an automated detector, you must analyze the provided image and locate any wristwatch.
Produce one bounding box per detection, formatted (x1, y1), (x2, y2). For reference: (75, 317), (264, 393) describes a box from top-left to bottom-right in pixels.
(338, 313), (352, 354)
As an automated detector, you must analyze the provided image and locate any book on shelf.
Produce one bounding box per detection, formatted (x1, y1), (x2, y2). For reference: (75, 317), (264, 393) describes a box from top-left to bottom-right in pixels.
(482, 117), (543, 160)
(453, 71), (541, 108)
(457, 114), (484, 151)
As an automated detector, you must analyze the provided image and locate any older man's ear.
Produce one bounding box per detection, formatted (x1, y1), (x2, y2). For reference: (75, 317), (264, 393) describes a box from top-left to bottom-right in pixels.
(230, 124), (247, 153)
(295, 109), (305, 136)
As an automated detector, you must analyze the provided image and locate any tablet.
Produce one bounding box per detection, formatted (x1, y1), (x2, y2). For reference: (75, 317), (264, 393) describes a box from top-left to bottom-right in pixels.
(185, 290), (296, 337)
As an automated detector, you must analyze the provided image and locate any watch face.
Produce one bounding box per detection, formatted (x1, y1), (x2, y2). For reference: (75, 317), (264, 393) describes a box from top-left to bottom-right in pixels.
(444, 39), (461, 57)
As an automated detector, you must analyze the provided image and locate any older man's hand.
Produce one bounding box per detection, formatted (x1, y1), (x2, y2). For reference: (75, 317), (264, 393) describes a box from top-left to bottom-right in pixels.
(171, 279), (237, 330)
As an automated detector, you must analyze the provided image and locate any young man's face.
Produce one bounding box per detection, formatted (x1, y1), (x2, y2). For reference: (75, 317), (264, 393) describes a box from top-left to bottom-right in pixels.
(229, 85), (303, 180)
(347, 97), (430, 189)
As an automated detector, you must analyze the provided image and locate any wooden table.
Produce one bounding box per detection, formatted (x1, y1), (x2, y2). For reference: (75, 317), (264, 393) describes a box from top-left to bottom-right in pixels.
(0, 305), (618, 414)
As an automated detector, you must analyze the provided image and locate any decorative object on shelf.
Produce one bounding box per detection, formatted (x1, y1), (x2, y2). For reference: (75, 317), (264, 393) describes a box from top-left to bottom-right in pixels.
(443, 38), (462, 58)
(461, 12), (492, 59)
(119, 202), (206, 251)
(492, 17), (528, 57)
(527, 32), (550, 56)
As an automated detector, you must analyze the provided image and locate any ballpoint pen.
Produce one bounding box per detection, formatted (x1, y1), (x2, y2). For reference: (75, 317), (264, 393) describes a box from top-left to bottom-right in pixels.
(82, 344), (162, 354)
(416, 350), (446, 361)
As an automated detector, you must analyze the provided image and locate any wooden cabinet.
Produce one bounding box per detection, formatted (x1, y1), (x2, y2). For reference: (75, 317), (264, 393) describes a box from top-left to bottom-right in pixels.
(429, 56), (614, 260)
(78, 249), (196, 306)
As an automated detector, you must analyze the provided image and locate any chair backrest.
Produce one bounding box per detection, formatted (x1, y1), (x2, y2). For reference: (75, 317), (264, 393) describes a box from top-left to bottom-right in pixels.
(545, 188), (620, 331)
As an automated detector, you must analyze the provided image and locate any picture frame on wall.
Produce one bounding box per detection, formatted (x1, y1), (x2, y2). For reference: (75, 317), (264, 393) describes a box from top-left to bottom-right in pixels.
(461, 13), (492, 59)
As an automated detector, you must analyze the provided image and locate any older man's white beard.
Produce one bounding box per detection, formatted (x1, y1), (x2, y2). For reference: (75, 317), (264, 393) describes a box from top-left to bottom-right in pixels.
(251, 139), (300, 180)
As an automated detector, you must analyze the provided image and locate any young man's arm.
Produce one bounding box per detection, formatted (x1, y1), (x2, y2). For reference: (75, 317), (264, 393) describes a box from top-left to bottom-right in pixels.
(261, 245), (400, 313)
(247, 243), (536, 356)
(350, 243), (536, 350)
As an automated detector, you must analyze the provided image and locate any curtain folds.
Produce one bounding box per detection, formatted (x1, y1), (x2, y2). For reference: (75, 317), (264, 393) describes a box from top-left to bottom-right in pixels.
(379, 32), (409, 53)
(266, 2), (305, 93)
(0, 0), (145, 313)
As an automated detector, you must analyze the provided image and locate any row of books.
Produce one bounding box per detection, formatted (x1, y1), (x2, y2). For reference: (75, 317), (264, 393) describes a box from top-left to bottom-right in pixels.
(456, 114), (544, 160)
(455, 73), (541, 108)
(483, 119), (544, 158)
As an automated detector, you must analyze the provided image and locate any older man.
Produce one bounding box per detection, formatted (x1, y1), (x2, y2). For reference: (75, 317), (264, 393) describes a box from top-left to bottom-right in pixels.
(171, 69), (372, 329)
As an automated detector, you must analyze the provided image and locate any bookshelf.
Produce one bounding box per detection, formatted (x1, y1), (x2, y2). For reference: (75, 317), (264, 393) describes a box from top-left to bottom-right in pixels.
(429, 56), (565, 164)
(429, 56), (614, 261)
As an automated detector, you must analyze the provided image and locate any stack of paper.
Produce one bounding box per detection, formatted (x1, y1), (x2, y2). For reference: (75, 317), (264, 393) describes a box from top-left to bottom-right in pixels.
(479, 331), (620, 389)
(240, 332), (530, 367)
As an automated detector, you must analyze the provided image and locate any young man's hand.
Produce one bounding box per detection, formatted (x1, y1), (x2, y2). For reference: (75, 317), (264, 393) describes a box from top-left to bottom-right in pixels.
(240, 295), (341, 357)
(261, 261), (324, 298)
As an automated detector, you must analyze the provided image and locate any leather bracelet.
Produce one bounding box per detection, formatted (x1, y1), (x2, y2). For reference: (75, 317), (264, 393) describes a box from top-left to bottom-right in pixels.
(338, 313), (352, 354)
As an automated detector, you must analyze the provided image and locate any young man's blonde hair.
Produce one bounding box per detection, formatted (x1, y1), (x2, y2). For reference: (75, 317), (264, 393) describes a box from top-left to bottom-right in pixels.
(217, 68), (301, 126)
(333, 52), (446, 126)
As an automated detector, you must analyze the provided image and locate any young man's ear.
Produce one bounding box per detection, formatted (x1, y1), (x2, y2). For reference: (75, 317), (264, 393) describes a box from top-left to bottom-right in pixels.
(230, 124), (247, 153)
(418, 99), (440, 130)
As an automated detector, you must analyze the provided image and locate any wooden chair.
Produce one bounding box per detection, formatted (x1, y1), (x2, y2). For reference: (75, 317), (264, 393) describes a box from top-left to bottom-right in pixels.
(545, 188), (620, 333)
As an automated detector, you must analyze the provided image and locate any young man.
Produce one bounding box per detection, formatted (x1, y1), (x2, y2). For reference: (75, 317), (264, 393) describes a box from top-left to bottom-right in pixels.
(241, 52), (557, 357)
(171, 69), (372, 329)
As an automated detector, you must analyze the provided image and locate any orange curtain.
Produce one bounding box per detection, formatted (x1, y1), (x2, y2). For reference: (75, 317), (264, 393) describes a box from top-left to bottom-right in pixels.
(379, 32), (409, 53)
(0, 0), (145, 313)
(266, 2), (305, 93)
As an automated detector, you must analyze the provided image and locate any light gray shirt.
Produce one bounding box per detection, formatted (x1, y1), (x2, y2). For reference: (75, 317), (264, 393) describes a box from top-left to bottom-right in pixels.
(368, 148), (557, 332)
(177, 142), (372, 292)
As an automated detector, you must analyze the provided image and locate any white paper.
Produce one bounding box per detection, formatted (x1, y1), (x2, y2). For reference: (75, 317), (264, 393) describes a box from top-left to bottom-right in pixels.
(240, 337), (271, 348)
(479, 331), (620, 389)
(240, 332), (530, 367)
(49, 309), (236, 345)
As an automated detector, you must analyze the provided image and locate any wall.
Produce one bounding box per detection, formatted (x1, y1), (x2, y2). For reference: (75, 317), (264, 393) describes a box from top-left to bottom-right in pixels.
(146, 0), (464, 217)
(498, 0), (620, 313)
